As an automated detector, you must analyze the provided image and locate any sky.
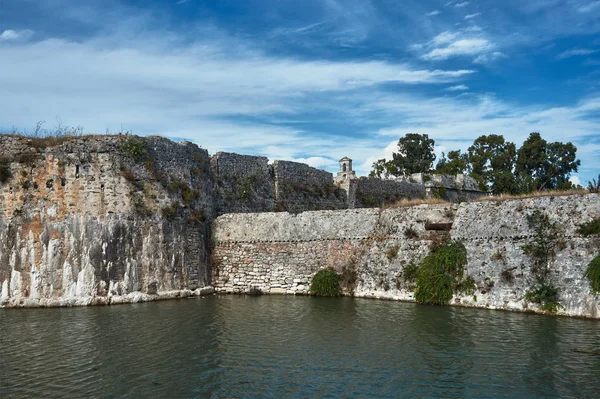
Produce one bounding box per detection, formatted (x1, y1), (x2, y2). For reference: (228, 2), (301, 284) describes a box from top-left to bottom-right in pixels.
(0, 0), (599, 185)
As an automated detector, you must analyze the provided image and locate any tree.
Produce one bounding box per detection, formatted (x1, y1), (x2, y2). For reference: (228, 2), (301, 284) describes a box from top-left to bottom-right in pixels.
(516, 133), (580, 192)
(467, 134), (518, 194)
(370, 133), (436, 177)
(436, 150), (468, 175)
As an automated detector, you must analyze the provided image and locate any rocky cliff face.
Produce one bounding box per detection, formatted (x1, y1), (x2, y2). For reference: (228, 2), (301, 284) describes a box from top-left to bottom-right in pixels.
(212, 194), (600, 318)
(0, 135), (214, 307)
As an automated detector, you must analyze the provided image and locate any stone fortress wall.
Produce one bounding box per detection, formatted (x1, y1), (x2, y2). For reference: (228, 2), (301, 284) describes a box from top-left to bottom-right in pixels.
(212, 194), (600, 318)
(0, 135), (215, 307)
(210, 151), (487, 215)
(2, 134), (596, 318)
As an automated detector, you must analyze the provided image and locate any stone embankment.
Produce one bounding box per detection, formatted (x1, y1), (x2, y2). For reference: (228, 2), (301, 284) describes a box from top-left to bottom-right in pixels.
(212, 194), (600, 318)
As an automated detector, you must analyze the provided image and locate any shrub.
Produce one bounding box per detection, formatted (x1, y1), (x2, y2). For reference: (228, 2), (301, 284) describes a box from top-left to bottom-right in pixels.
(578, 218), (600, 237)
(414, 241), (469, 305)
(501, 268), (516, 284)
(521, 210), (563, 279)
(161, 204), (180, 219)
(584, 254), (600, 294)
(402, 263), (419, 283)
(404, 227), (419, 239)
(309, 268), (342, 297)
(385, 245), (399, 260)
(523, 282), (563, 312)
(0, 163), (11, 184)
(587, 175), (600, 193)
(119, 135), (148, 162)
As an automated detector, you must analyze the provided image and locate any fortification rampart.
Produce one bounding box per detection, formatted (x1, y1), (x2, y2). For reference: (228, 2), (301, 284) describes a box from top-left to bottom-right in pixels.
(0, 135), (214, 307)
(212, 194), (600, 318)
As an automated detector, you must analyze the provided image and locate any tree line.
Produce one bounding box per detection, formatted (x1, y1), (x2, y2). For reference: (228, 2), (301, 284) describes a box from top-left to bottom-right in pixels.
(370, 133), (583, 195)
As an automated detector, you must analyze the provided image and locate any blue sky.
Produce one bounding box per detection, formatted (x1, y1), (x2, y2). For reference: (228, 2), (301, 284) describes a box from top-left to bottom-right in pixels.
(1, 0), (599, 185)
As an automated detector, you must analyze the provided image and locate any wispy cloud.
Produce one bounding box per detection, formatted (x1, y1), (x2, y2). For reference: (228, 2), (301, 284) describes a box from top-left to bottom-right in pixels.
(455, 2), (470, 7)
(558, 48), (598, 59)
(426, 10), (441, 16)
(578, 1), (600, 13)
(464, 13), (481, 19)
(474, 51), (507, 64)
(0, 30), (33, 41)
(422, 38), (492, 60)
(445, 85), (469, 91)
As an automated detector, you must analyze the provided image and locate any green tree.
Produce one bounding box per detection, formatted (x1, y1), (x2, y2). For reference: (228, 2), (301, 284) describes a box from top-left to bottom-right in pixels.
(370, 133), (436, 177)
(467, 134), (518, 194)
(516, 133), (580, 192)
(435, 150), (468, 175)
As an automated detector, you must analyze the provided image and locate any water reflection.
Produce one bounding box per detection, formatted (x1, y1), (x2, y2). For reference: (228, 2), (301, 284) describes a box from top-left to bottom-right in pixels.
(1, 297), (599, 398)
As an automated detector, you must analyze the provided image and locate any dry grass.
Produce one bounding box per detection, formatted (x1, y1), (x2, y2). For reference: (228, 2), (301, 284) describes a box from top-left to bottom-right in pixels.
(469, 189), (590, 204)
(383, 189), (592, 209)
(383, 197), (449, 209)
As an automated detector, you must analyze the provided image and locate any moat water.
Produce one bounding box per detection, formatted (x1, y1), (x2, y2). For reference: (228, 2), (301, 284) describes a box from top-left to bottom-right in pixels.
(1, 296), (600, 398)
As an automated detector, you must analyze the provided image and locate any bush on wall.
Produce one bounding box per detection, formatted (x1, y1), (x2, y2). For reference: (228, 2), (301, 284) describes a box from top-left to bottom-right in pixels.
(414, 241), (470, 305)
(310, 268), (342, 297)
(585, 254), (600, 295)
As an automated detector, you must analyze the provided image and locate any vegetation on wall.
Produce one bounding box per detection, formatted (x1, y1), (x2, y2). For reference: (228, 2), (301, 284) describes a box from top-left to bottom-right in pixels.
(521, 210), (564, 312)
(310, 268), (342, 297)
(578, 217), (600, 237)
(119, 135), (148, 163)
(588, 175), (600, 193)
(414, 241), (471, 305)
(584, 254), (600, 295)
(0, 161), (11, 184)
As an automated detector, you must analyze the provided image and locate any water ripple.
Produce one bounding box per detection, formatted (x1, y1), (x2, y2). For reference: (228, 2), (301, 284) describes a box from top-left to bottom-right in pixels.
(1, 296), (600, 398)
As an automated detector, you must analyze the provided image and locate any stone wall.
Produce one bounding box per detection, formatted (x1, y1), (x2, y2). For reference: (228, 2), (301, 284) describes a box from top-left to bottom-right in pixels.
(352, 177), (426, 208)
(210, 152), (275, 214)
(212, 194), (600, 318)
(273, 160), (347, 213)
(209, 155), (347, 214)
(0, 135), (215, 307)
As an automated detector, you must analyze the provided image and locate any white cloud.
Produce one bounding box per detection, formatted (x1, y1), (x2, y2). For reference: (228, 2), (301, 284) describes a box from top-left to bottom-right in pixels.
(426, 10), (441, 16)
(0, 30), (33, 41)
(464, 13), (481, 19)
(474, 51), (507, 64)
(455, 2), (470, 7)
(422, 38), (492, 60)
(578, 1), (600, 12)
(362, 94), (600, 177)
(558, 48), (599, 59)
(293, 156), (338, 168)
(446, 85), (469, 91)
(569, 176), (581, 187)
(0, 32), (473, 162)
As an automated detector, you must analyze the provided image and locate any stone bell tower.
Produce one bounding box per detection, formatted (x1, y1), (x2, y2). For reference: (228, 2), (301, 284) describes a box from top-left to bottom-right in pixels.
(335, 156), (356, 183)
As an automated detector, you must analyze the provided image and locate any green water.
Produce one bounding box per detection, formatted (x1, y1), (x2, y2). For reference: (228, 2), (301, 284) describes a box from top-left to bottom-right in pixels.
(1, 296), (600, 398)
